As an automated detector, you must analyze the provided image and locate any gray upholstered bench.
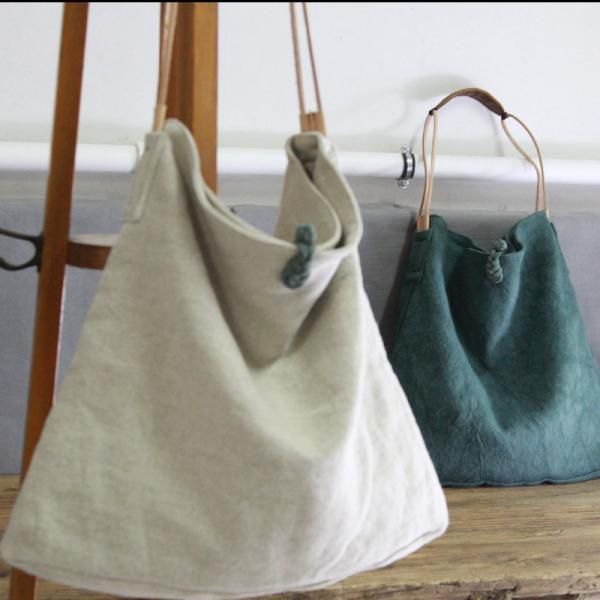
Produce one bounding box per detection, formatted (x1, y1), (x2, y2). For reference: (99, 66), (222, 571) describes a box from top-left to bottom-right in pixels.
(2, 201), (599, 475)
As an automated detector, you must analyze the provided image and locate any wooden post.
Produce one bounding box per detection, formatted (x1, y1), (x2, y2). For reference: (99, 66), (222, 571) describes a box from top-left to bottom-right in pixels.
(166, 2), (218, 191)
(8, 4), (89, 600)
(8, 5), (219, 598)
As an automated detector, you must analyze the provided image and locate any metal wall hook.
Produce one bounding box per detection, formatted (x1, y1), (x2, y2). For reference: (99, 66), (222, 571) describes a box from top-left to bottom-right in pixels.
(0, 228), (43, 271)
(396, 145), (415, 189)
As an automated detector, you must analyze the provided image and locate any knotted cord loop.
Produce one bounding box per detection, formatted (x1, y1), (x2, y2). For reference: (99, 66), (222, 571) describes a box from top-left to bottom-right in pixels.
(485, 238), (509, 285)
(281, 224), (317, 289)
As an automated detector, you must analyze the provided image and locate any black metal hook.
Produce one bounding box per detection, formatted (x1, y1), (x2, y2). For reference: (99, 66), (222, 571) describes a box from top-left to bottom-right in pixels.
(0, 228), (43, 272)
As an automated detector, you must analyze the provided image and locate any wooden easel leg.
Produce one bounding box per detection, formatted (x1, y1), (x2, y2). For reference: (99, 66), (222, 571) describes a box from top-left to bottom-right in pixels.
(166, 2), (218, 192)
(8, 4), (89, 600)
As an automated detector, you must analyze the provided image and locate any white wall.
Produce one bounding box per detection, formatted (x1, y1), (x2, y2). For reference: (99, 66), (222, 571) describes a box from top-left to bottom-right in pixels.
(1, 2), (600, 161)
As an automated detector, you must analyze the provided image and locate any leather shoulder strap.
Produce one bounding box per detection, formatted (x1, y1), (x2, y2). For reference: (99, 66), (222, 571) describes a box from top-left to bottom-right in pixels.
(431, 88), (506, 118)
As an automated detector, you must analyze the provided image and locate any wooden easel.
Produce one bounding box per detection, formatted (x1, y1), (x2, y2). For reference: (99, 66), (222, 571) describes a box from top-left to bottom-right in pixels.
(8, 4), (218, 599)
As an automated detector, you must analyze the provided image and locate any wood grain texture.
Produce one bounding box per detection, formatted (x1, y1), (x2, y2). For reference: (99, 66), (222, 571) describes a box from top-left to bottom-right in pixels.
(66, 234), (117, 270)
(2, 475), (599, 599)
(9, 5), (89, 600)
(166, 2), (218, 192)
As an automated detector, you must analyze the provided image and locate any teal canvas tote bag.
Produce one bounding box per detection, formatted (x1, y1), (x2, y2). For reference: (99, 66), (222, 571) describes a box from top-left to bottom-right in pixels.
(391, 88), (600, 487)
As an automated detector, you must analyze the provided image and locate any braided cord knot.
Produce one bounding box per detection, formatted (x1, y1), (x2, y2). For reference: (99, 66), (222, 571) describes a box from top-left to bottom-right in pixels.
(485, 238), (508, 285)
(281, 224), (316, 289)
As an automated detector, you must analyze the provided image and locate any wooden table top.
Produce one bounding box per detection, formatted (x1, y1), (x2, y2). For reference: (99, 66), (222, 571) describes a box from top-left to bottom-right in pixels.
(1, 474), (600, 600)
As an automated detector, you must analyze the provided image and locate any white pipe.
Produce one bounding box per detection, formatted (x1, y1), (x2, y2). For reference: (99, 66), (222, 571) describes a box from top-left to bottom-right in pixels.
(221, 149), (600, 186)
(1, 141), (599, 185)
(0, 142), (142, 174)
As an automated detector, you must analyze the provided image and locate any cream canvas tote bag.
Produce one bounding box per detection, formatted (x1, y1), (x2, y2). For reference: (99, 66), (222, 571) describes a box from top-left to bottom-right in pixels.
(1, 4), (448, 598)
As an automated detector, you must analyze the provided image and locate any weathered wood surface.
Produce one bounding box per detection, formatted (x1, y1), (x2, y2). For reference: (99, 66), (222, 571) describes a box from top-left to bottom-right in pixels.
(1, 475), (599, 599)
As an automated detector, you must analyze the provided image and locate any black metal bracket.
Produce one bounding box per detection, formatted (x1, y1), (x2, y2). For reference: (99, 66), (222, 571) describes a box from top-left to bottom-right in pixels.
(0, 228), (43, 272)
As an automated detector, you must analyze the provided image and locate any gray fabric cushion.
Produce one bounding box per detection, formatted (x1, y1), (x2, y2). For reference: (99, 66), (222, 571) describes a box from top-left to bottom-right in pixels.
(1, 201), (599, 474)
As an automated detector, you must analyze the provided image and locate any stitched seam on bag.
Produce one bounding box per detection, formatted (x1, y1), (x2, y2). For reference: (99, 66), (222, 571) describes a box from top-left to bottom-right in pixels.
(122, 136), (166, 224)
(442, 465), (600, 487)
(3, 524), (449, 596)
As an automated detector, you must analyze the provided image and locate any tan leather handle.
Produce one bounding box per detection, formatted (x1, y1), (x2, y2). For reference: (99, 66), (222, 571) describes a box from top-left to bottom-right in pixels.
(153, 2), (178, 131)
(417, 88), (549, 232)
(156, 3), (324, 136)
(290, 2), (326, 134)
(431, 87), (506, 118)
